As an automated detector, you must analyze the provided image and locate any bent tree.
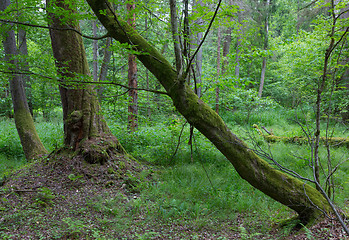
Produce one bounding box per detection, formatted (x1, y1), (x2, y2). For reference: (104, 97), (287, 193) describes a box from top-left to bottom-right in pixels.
(46, 0), (125, 163)
(87, 0), (331, 224)
(0, 0), (47, 160)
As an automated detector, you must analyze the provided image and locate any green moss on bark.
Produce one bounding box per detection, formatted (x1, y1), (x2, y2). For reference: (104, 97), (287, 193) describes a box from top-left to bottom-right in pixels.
(14, 107), (47, 160)
(87, 0), (332, 225)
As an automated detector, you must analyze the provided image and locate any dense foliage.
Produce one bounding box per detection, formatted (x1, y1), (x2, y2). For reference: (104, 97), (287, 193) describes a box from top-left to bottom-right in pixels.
(0, 0), (348, 238)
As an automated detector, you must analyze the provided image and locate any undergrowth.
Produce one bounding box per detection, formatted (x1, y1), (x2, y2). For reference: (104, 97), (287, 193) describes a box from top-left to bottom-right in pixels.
(0, 107), (348, 238)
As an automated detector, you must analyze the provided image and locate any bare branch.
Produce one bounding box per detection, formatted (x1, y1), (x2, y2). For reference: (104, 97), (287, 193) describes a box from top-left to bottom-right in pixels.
(184, 0), (223, 80)
(0, 19), (109, 40)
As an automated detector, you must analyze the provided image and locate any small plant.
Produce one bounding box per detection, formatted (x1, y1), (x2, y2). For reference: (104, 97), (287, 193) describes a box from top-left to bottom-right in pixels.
(135, 230), (160, 240)
(238, 225), (261, 240)
(68, 173), (83, 181)
(35, 187), (55, 207)
(62, 217), (88, 238)
(300, 224), (315, 240)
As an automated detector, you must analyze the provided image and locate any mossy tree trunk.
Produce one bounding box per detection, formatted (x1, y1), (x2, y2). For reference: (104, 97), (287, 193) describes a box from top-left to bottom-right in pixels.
(47, 0), (124, 163)
(0, 0), (47, 160)
(87, 0), (331, 224)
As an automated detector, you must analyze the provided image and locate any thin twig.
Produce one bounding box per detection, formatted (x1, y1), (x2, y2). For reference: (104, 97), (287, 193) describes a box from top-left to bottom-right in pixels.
(0, 19), (109, 40)
(183, 0), (223, 80)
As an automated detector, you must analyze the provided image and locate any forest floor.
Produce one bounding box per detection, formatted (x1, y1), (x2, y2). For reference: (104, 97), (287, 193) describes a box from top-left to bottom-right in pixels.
(0, 152), (347, 239)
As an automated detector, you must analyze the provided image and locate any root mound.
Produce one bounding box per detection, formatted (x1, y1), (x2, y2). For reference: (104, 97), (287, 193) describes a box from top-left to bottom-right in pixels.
(0, 147), (151, 239)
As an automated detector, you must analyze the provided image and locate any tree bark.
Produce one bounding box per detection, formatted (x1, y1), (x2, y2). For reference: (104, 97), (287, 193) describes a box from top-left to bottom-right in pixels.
(87, 0), (331, 224)
(127, 1), (138, 132)
(194, 0), (203, 98)
(258, 0), (270, 98)
(222, 27), (231, 75)
(169, 0), (183, 75)
(92, 20), (98, 82)
(97, 37), (112, 101)
(18, 28), (34, 116)
(47, 0), (125, 163)
(0, 0), (47, 160)
(235, 11), (242, 79)
(216, 27), (221, 113)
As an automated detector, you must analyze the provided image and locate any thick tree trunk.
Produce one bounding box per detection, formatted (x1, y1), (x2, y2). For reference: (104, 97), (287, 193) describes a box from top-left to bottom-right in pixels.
(0, 0), (47, 160)
(88, 0), (331, 224)
(47, 0), (125, 163)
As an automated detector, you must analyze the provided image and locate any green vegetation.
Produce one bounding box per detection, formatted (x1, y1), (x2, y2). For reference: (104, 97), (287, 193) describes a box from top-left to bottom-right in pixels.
(1, 0), (349, 238)
(1, 105), (348, 238)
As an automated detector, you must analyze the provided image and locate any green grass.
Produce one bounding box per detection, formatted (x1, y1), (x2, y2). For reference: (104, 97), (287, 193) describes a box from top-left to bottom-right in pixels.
(1, 107), (348, 237)
(0, 118), (63, 177)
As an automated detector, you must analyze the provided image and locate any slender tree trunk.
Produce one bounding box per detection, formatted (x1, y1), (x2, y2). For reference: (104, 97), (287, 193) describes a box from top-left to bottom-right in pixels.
(195, 0), (203, 98)
(222, 27), (231, 75)
(258, 0), (270, 98)
(127, 1), (138, 132)
(183, 0), (190, 64)
(235, 12), (242, 78)
(258, 57), (267, 97)
(169, 0), (183, 75)
(145, 17), (151, 119)
(296, 0), (300, 36)
(47, 0), (125, 163)
(18, 28), (33, 116)
(216, 27), (221, 113)
(97, 37), (112, 101)
(93, 20), (98, 82)
(88, 0), (332, 224)
(1, 0), (47, 160)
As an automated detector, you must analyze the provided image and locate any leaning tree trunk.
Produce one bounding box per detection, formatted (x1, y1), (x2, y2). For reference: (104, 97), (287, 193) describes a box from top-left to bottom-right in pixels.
(0, 0), (47, 160)
(47, 0), (125, 163)
(87, 0), (331, 224)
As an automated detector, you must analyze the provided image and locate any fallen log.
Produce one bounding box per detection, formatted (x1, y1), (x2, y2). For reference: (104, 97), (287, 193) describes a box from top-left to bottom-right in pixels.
(253, 125), (349, 148)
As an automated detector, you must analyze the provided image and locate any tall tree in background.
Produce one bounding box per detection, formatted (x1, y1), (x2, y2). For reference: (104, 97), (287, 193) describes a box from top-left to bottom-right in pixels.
(258, 0), (271, 97)
(97, 37), (112, 100)
(47, 0), (125, 162)
(0, 0), (47, 160)
(194, 0), (203, 98)
(222, 1), (232, 78)
(216, 26), (221, 113)
(18, 24), (33, 116)
(88, 0), (332, 225)
(127, 0), (138, 132)
(92, 20), (98, 82)
(235, 6), (242, 78)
